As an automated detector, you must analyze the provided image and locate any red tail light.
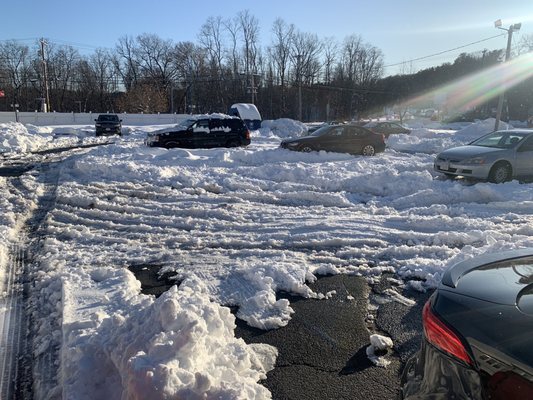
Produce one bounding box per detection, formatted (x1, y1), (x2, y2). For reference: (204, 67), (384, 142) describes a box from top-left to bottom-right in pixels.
(245, 129), (250, 140)
(422, 301), (473, 365)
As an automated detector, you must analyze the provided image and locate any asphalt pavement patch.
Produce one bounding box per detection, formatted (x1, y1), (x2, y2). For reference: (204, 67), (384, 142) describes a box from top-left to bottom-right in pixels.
(235, 274), (404, 400)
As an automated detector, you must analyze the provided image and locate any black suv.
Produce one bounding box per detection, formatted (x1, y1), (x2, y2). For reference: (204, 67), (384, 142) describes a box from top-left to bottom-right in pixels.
(146, 115), (251, 149)
(95, 114), (122, 136)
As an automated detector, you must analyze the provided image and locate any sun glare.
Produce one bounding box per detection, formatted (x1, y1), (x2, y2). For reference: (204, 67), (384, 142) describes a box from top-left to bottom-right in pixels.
(395, 52), (533, 116)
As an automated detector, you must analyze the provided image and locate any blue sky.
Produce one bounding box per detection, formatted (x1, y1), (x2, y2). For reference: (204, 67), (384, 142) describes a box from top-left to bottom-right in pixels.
(3, 0), (532, 75)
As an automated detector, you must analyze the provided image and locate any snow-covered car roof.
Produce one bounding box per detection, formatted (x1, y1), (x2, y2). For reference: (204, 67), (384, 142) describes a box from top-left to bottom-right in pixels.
(230, 103), (262, 120)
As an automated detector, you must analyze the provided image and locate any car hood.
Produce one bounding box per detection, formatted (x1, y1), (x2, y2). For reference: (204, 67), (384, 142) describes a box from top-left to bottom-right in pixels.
(281, 136), (315, 144)
(151, 126), (188, 135)
(437, 145), (504, 160)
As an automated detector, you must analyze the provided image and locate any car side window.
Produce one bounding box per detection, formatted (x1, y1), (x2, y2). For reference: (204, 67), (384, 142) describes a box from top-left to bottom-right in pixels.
(193, 120), (210, 133)
(344, 126), (361, 136)
(518, 136), (533, 152)
(209, 119), (223, 131)
(329, 127), (344, 136)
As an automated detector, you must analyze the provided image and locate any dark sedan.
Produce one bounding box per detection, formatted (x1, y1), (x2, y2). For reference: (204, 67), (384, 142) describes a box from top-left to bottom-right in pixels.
(280, 124), (385, 156)
(95, 114), (122, 136)
(402, 249), (533, 399)
(365, 121), (411, 137)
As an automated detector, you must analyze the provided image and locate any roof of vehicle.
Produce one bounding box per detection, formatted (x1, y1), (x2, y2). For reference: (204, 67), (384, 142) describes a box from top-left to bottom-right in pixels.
(187, 113), (242, 121)
(150, 114), (244, 135)
(229, 103), (262, 120)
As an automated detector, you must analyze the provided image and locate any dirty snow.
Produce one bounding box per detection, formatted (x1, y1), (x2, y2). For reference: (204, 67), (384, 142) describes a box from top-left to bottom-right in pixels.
(0, 117), (532, 398)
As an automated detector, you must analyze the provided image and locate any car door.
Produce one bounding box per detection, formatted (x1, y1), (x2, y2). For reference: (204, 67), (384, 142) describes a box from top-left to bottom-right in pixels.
(192, 119), (210, 147)
(337, 126), (366, 153)
(515, 136), (533, 177)
(317, 126), (345, 152)
(208, 118), (227, 147)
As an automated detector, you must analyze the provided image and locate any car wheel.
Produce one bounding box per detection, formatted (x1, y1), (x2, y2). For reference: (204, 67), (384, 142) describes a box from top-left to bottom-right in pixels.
(166, 141), (180, 148)
(299, 145), (313, 153)
(362, 144), (376, 156)
(489, 162), (512, 183)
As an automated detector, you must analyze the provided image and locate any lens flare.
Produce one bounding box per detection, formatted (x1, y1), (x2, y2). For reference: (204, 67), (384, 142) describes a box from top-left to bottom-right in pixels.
(393, 52), (533, 117)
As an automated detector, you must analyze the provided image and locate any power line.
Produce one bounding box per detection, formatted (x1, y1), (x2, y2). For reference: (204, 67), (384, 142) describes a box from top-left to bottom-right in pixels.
(384, 33), (507, 68)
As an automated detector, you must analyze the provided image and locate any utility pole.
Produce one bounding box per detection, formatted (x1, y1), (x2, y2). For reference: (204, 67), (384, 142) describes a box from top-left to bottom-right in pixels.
(40, 38), (51, 112)
(296, 54), (303, 121)
(494, 20), (521, 131)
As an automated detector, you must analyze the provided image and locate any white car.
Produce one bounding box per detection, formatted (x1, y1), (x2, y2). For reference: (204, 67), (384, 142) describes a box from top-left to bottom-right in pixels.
(434, 130), (533, 183)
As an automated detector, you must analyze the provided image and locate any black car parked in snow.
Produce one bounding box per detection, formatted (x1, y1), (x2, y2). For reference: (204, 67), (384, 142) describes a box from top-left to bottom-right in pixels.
(402, 249), (533, 399)
(146, 115), (251, 149)
(280, 124), (385, 156)
(95, 114), (122, 136)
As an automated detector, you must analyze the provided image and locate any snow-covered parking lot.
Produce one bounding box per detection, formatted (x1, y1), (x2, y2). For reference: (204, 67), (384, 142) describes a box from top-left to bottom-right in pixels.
(1, 118), (533, 398)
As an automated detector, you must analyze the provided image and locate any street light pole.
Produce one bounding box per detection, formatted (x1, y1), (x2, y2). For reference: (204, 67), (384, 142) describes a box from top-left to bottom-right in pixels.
(494, 20), (521, 131)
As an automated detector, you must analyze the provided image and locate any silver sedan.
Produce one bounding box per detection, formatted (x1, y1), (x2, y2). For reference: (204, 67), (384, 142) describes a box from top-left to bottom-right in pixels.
(434, 130), (533, 183)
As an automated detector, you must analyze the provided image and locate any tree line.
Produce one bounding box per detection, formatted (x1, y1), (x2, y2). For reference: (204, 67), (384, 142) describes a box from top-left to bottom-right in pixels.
(1, 11), (532, 121)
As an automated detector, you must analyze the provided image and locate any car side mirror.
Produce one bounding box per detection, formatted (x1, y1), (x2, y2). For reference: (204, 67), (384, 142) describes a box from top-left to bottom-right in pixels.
(94, 119), (97, 122)
(119, 120), (123, 122)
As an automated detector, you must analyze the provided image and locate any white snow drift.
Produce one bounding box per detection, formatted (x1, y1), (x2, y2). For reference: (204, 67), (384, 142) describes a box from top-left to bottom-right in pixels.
(0, 118), (532, 398)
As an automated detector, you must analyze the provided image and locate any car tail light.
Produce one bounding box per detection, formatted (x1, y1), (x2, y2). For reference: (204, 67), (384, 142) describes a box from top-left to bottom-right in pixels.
(381, 134), (385, 142)
(422, 301), (473, 365)
(245, 129), (250, 140)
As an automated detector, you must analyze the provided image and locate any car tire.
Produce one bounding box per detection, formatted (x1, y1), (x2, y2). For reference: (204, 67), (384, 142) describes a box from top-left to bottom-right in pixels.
(299, 145), (313, 153)
(165, 141), (180, 148)
(489, 162), (512, 183)
(362, 144), (376, 156)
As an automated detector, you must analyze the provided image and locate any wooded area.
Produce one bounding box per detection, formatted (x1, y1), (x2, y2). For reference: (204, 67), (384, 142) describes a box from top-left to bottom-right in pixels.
(1, 11), (532, 121)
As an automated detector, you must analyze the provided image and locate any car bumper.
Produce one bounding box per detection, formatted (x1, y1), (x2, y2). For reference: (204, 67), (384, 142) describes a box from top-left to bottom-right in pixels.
(96, 128), (121, 135)
(401, 339), (483, 400)
(434, 161), (492, 179)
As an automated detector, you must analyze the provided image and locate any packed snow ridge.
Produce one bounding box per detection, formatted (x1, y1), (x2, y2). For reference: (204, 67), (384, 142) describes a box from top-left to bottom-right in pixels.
(1, 117), (532, 399)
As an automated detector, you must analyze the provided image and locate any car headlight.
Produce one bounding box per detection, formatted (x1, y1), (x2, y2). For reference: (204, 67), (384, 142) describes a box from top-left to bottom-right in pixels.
(95, 123), (101, 127)
(285, 142), (299, 148)
(462, 157), (486, 165)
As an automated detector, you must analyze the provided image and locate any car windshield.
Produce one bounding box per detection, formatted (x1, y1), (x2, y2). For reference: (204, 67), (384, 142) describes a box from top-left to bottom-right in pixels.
(177, 118), (198, 128)
(309, 125), (334, 136)
(98, 115), (118, 122)
(470, 132), (528, 149)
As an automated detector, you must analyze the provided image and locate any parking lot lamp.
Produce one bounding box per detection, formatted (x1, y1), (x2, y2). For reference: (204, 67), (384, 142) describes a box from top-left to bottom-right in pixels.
(494, 20), (521, 131)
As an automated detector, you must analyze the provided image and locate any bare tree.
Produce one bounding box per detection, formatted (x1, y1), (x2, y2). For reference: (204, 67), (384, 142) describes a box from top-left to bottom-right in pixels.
(238, 9), (260, 99)
(46, 45), (80, 111)
(136, 33), (177, 90)
(322, 37), (337, 84)
(270, 18), (294, 113)
(0, 40), (30, 106)
(174, 41), (207, 113)
(199, 16), (226, 109)
(89, 49), (115, 111)
(290, 30), (323, 84)
(114, 36), (140, 91)
(518, 34), (533, 55)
